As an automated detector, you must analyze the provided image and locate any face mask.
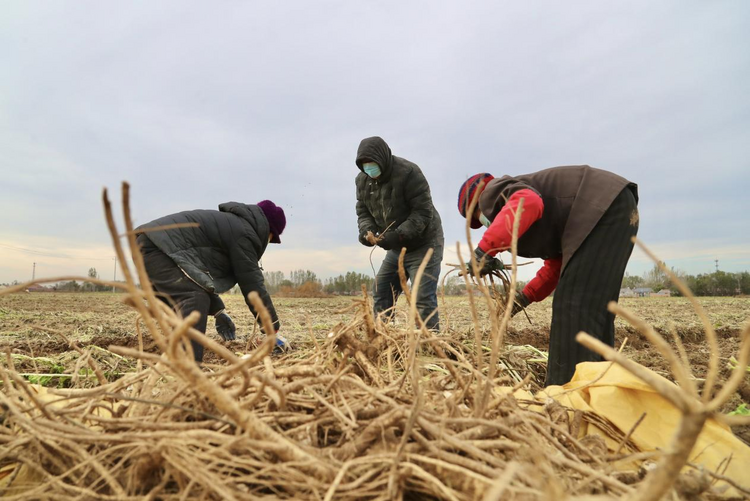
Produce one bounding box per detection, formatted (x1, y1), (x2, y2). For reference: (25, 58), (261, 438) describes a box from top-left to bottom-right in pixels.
(479, 213), (492, 228)
(363, 162), (381, 179)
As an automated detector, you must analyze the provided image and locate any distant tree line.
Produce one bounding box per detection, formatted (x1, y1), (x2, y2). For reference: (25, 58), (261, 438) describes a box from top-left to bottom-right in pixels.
(8, 263), (747, 298)
(622, 263), (750, 296)
(55, 268), (114, 292)
(261, 269), (322, 295)
(323, 272), (374, 295)
(0, 267), (121, 292)
(260, 270), (375, 296)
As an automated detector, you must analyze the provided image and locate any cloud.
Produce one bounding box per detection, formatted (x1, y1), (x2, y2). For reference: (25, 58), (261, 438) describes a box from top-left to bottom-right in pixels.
(1, 1), (749, 283)
(0, 234), (125, 284)
(262, 245), (380, 280)
(628, 240), (750, 275)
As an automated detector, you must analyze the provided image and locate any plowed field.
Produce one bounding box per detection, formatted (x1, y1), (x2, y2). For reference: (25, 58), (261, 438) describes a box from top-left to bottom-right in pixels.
(2, 292), (748, 441)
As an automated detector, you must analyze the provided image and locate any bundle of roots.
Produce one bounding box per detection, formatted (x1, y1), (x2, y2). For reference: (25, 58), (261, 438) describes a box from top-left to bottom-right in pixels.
(1, 183), (748, 501)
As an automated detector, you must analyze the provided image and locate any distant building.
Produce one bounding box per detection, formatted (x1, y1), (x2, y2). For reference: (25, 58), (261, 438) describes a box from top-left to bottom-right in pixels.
(619, 287), (637, 298)
(633, 287), (653, 297)
(651, 289), (671, 297)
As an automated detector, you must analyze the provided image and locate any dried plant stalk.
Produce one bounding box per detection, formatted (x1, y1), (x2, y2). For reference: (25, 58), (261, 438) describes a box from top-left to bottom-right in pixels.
(574, 238), (750, 501)
(1, 184), (747, 500)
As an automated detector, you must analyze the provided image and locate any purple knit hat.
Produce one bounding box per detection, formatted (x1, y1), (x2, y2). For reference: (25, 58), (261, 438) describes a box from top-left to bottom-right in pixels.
(257, 200), (286, 244)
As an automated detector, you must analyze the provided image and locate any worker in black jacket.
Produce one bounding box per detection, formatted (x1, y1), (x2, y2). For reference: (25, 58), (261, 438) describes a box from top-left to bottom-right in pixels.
(135, 200), (287, 362)
(355, 136), (444, 330)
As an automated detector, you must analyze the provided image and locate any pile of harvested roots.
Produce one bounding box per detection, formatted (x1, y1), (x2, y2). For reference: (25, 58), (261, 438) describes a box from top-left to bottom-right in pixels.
(1, 183), (749, 500)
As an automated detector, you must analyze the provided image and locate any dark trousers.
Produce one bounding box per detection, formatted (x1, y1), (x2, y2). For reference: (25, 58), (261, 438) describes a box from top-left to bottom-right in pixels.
(546, 188), (639, 386)
(138, 235), (212, 362)
(373, 242), (443, 331)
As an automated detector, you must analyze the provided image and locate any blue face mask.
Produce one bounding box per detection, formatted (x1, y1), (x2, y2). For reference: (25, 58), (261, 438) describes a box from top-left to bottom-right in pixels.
(363, 162), (381, 179)
(479, 213), (492, 228)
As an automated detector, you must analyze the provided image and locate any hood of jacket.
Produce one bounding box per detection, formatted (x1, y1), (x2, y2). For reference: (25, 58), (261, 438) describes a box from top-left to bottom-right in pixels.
(356, 136), (393, 181)
(218, 202), (270, 256)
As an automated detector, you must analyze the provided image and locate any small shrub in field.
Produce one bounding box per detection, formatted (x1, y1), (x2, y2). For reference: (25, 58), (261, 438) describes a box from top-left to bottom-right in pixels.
(278, 281), (328, 298)
(730, 403), (750, 416)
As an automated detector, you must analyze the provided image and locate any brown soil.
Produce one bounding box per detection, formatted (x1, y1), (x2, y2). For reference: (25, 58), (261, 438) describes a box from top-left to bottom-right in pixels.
(3, 293), (748, 441)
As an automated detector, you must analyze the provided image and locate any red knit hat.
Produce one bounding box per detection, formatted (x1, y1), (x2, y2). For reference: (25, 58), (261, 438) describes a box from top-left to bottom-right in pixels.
(257, 200), (286, 244)
(457, 173), (494, 229)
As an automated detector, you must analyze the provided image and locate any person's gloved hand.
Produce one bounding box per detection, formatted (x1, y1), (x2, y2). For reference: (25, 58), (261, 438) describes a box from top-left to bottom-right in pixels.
(274, 332), (291, 353)
(252, 332), (292, 354)
(214, 311), (236, 341)
(464, 247), (504, 277)
(377, 231), (401, 251)
(359, 231), (375, 247)
(510, 292), (531, 317)
(251, 332), (291, 353)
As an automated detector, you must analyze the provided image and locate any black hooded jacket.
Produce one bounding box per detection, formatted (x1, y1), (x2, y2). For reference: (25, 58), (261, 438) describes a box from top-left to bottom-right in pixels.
(136, 202), (279, 330)
(355, 137), (443, 251)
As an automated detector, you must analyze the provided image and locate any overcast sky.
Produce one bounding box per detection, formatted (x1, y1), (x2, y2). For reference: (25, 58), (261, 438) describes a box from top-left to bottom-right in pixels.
(1, 1), (749, 285)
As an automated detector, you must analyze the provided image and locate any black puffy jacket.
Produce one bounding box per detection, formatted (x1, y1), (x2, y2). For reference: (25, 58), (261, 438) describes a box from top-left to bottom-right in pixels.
(136, 202), (279, 330)
(355, 137), (443, 252)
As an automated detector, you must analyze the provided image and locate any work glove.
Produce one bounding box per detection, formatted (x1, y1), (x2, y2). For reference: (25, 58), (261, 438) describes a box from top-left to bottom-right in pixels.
(274, 332), (291, 353)
(464, 247), (504, 277)
(359, 231), (375, 247)
(510, 292), (531, 317)
(377, 231), (401, 251)
(254, 332), (291, 353)
(214, 311), (236, 341)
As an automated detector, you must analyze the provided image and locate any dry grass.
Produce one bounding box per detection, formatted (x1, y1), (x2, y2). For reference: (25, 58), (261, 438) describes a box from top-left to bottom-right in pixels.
(0, 183), (748, 500)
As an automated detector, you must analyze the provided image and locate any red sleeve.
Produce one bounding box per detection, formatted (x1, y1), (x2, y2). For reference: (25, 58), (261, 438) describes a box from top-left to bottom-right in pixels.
(478, 189), (544, 255)
(522, 258), (562, 303)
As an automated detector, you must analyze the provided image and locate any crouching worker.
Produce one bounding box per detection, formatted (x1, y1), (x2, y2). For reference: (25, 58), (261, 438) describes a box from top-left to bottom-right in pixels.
(135, 200), (288, 362)
(458, 166), (639, 385)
